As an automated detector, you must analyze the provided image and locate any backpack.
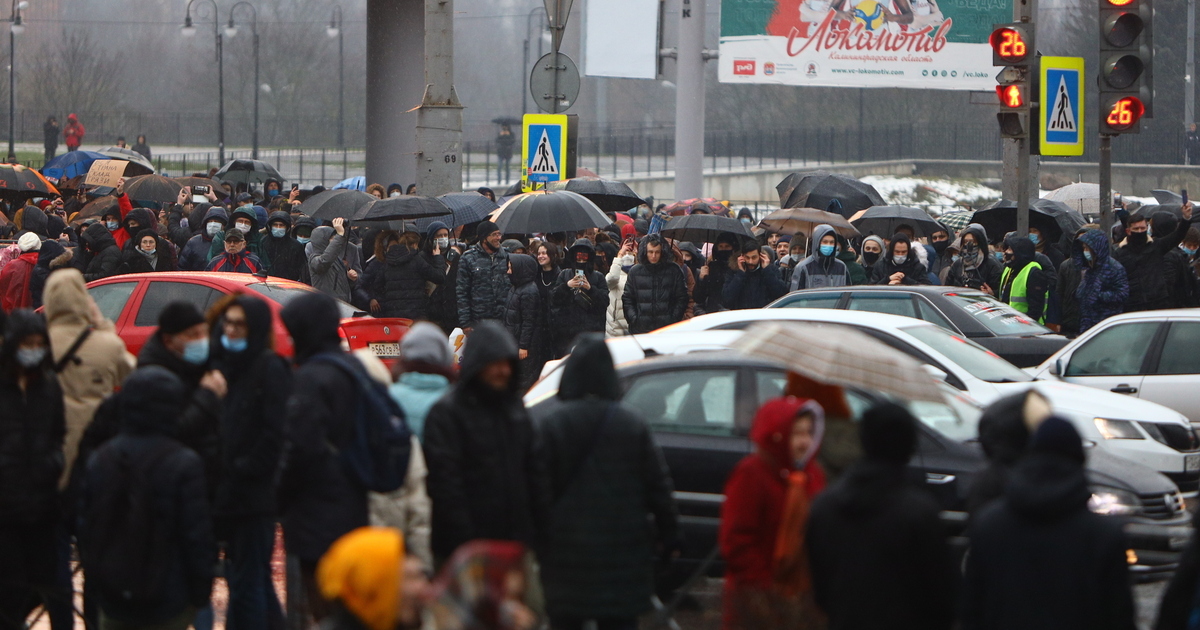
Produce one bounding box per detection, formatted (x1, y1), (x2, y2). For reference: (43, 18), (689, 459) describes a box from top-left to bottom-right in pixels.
(83, 440), (178, 607)
(310, 353), (412, 493)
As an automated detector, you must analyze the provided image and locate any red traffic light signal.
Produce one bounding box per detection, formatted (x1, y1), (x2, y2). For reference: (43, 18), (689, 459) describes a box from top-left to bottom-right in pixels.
(1104, 96), (1145, 132)
(997, 84), (1026, 108)
(1105, 0), (1135, 6)
(990, 26), (1031, 65)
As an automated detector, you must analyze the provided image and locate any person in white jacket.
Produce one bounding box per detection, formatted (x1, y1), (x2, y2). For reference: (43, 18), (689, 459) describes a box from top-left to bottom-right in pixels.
(606, 237), (636, 337)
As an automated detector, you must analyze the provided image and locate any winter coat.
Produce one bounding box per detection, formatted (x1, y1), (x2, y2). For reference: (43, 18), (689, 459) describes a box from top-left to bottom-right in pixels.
(790, 225), (850, 291)
(262, 211), (308, 282)
(944, 225), (1003, 292)
(208, 207), (272, 272)
(694, 255), (735, 314)
(1164, 247), (1200, 309)
(722, 263), (788, 310)
(504, 254), (545, 391)
(44, 269), (135, 488)
(165, 203), (196, 250)
(81, 228), (123, 282)
(77, 367), (215, 626)
(605, 255), (632, 337)
(43, 120), (58, 149)
(1058, 258), (1083, 337)
(118, 229), (177, 275)
(838, 249), (868, 285)
(1075, 229), (1129, 333)
(0, 249), (38, 312)
(550, 239), (609, 356)
(380, 245), (445, 320)
(0, 312), (65, 525)
(205, 249), (263, 275)
(210, 297), (290, 521)
(807, 461), (956, 630)
(178, 206), (228, 271)
(998, 236), (1051, 323)
(29, 240), (72, 309)
(423, 321), (550, 561)
(307, 226), (352, 302)
(455, 243), (510, 328)
(21, 205), (49, 238)
(1156, 509), (1200, 630)
(963, 452), (1135, 630)
(622, 235), (689, 334)
(1114, 212), (1190, 312)
(119, 208), (158, 252)
(869, 234), (930, 286)
(389, 371), (451, 443)
(63, 118), (85, 149)
(538, 335), (678, 619)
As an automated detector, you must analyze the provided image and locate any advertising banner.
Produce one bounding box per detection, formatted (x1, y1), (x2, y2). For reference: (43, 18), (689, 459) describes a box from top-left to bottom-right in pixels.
(719, 0), (1013, 90)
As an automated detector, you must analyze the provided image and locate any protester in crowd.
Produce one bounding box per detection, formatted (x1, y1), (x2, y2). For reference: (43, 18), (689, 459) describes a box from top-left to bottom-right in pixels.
(721, 397), (826, 630)
(997, 235), (1050, 324)
(551, 239), (609, 356)
(504, 253), (546, 391)
(0, 310), (67, 628)
(307, 220), (354, 302)
(807, 403), (955, 630)
(262, 211), (307, 281)
(963, 417), (1135, 630)
(456, 220), (510, 335)
(944, 224), (1002, 295)
(1027, 225), (1064, 271)
(205, 230), (263, 275)
(677, 240), (706, 301)
(870, 233), (930, 286)
(207, 295), (290, 628)
(502, 239), (526, 256)
(1056, 226), (1094, 338)
(694, 233), (738, 314)
(77, 365), (214, 630)
(1115, 205), (1192, 312)
(427, 540), (542, 630)
(28, 240), (70, 310)
(837, 236), (868, 286)
(722, 241), (787, 310)
(388, 322), (455, 444)
(178, 205), (227, 271)
(423, 321), (549, 562)
(605, 237), (635, 337)
(316, 527), (429, 630)
(539, 335), (678, 630)
(43, 116), (59, 161)
(0, 232), (41, 312)
(927, 225), (955, 280)
(209, 207), (272, 272)
(790, 224), (850, 291)
(1165, 226), (1200, 309)
(622, 233), (688, 335)
(533, 241), (562, 343)
(422, 222), (455, 333)
(1075, 228), (1129, 333)
(365, 183), (385, 199)
(362, 230), (395, 314)
(118, 229), (176, 274)
(63, 114), (85, 152)
(859, 235), (884, 269)
(379, 229), (445, 320)
(119, 207), (157, 254)
(966, 390), (1052, 516)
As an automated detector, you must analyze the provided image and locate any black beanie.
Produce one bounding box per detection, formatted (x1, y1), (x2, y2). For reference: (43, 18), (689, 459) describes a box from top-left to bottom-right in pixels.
(157, 302), (206, 336)
(1030, 416), (1085, 464)
(860, 402), (918, 465)
(477, 220), (500, 240)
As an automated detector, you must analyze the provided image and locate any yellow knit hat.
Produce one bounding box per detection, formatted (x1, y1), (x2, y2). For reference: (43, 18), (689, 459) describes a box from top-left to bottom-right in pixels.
(317, 527), (405, 630)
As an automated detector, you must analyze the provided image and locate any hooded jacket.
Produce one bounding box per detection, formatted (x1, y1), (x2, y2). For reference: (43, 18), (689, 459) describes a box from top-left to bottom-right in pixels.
(622, 234), (689, 334)
(422, 221), (456, 331)
(0, 245), (38, 312)
(791, 224), (850, 291)
(694, 235), (739, 314)
(504, 254), (547, 392)
(208, 206), (272, 272)
(262, 210), (307, 281)
(998, 236), (1050, 323)
(205, 245), (263, 275)
(1164, 245), (1200, 309)
(63, 114), (85, 148)
(837, 247), (868, 286)
(44, 269), (134, 488)
(118, 228), (177, 274)
(422, 321), (550, 560)
(21, 204), (49, 238)
(722, 255), (788, 310)
(307, 225), (352, 302)
(82, 222), (123, 281)
(538, 334), (678, 619)
(945, 224), (1003, 292)
(869, 234), (930, 286)
(120, 208), (159, 252)
(178, 205), (227, 271)
(380, 240), (445, 320)
(550, 239), (610, 354)
(1114, 211), (1189, 312)
(387, 322), (454, 442)
(455, 240), (510, 328)
(29, 239), (72, 309)
(1074, 229), (1129, 333)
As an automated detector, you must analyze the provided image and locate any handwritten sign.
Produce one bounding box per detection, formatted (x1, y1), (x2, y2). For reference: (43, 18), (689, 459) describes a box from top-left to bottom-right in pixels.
(84, 160), (125, 188)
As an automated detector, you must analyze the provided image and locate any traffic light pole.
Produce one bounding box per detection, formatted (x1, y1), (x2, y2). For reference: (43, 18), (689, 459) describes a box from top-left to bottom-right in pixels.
(1099, 134), (1113, 238)
(1005, 0), (1037, 236)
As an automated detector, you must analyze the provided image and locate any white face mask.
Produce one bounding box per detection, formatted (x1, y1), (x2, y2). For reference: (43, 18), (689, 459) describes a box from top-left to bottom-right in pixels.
(235, 223), (252, 234)
(435, 237), (449, 249)
(206, 222), (223, 237)
(893, 254), (908, 264)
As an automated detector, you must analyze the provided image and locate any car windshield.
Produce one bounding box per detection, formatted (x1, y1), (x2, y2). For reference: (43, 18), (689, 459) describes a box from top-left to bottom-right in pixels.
(942, 291), (1050, 336)
(912, 386), (982, 442)
(901, 325), (1033, 383)
(246, 283), (361, 319)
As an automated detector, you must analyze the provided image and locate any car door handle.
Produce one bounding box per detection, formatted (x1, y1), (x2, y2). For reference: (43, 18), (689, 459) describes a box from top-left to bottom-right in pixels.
(1111, 385), (1139, 394)
(925, 473), (956, 485)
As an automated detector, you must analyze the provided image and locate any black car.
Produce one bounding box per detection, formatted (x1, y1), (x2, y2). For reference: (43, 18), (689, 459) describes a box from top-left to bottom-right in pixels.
(768, 286), (1070, 367)
(528, 351), (1190, 581)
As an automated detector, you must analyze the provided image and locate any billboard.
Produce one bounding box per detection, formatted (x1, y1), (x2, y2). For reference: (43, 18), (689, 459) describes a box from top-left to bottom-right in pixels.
(719, 0), (1013, 90)
(583, 0), (659, 79)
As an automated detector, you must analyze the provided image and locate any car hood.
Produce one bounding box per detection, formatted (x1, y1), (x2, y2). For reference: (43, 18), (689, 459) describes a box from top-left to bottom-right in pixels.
(1085, 446), (1179, 495)
(993, 380), (1190, 427)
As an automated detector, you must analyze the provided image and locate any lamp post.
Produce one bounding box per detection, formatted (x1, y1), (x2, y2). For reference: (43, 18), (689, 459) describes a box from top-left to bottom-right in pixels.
(182, 0), (224, 164)
(327, 5), (344, 148)
(6, 0), (25, 162)
(227, 1), (259, 159)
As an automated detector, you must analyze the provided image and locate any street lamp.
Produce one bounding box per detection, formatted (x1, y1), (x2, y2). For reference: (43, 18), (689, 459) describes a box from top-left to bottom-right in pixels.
(227, 1), (259, 159)
(6, 0), (26, 162)
(181, 0), (225, 165)
(327, 5), (344, 148)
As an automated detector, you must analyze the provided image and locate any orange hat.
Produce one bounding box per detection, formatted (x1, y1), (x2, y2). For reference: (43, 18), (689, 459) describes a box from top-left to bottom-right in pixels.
(317, 527), (405, 630)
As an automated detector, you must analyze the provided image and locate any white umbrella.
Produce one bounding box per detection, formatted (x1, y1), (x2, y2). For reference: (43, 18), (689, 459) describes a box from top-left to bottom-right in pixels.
(1044, 182), (1099, 218)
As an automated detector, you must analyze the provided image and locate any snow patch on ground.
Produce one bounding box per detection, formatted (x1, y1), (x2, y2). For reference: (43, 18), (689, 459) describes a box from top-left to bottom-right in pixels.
(859, 176), (1000, 216)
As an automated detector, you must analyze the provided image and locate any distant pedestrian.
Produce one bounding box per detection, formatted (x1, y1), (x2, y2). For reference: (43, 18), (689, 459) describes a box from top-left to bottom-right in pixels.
(790, 224), (849, 291)
(550, 239), (609, 355)
(963, 417), (1136, 630)
(870, 233), (929, 286)
(722, 241), (787, 310)
(456, 220), (510, 335)
(504, 253), (546, 391)
(496, 124), (515, 184)
(807, 403), (956, 630)
(315, 527), (429, 630)
(1074, 229), (1129, 333)
(1187, 123), (1200, 165)
(132, 135), (151, 161)
(539, 335), (678, 630)
(0, 232), (41, 312)
(622, 233), (688, 335)
(63, 114), (85, 152)
(42, 116), (59, 161)
(721, 397), (826, 630)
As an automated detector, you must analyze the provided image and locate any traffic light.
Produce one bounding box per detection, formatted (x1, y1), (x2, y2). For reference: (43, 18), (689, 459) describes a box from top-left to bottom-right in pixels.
(992, 23), (1036, 140)
(990, 24), (1033, 66)
(1099, 0), (1153, 133)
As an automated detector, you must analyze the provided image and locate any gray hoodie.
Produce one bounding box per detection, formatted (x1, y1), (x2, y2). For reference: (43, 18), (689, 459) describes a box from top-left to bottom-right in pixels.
(790, 224), (850, 291)
(306, 226), (351, 302)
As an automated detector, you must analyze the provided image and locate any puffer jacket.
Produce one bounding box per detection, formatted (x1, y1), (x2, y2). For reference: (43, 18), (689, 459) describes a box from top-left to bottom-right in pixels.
(81, 222), (123, 281)
(380, 244), (445, 320)
(455, 243), (510, 328)
(262, 211), (307, 281)
(29, 239), (73, 309)
(208, 206), (272, 272)
(1114, 211), (1190, 312)
(551, 239), (609, 355)
(790, 224), (850, 291)
(177, 205), (227, 271)
(605, 254), (633, 337)
(1075, 229), (1129, 333)
(504, 254), (546, 391)
(307, 226), (352, 302)
(621, 234), (688, 334)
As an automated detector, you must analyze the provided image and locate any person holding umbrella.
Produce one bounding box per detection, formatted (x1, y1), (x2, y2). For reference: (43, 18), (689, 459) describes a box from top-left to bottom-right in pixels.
(694, 233), (740, 314)
(870, 233), (929, 286)
(789, 224), (850, 291)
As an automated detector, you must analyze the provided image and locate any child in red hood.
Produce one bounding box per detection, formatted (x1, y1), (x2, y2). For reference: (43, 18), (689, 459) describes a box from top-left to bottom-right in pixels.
(719, 396), (827, 630)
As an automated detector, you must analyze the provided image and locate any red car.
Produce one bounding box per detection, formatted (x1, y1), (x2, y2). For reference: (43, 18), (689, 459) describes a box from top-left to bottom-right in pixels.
(85, 272), (412, 364)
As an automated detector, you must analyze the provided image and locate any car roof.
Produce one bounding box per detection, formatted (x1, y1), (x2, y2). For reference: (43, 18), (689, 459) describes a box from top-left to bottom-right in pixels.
(1090, 308), (1200, 322)
(657, 307), (937, 333)
(617, 349), (784, 372)
(90, 271), (310, 290)
(774, 285), (989, 300)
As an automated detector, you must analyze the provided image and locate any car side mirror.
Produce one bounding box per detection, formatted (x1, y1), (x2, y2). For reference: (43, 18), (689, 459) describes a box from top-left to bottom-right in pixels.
(1051, 358), (1063, 376)
(922, 364), (949, 382)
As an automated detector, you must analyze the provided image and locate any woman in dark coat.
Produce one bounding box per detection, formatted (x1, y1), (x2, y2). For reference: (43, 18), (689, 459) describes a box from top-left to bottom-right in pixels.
(538, 334), (678, 628)
(503, 254), (544, 392)
(870, 233), (930, 285)
(422, 222), (457, 333)
(550, 239), (609, 357)
(117, 228), (177, 274)
(378, 231), (445, 320)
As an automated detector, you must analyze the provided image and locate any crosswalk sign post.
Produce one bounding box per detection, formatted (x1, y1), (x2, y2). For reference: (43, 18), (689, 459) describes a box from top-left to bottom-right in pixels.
(1039, 56), (1085, 157)
(522, 114), (569, 191)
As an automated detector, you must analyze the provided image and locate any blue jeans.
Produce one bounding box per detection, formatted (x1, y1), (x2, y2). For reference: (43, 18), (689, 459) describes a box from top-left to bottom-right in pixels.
(224, 518), (284, 630)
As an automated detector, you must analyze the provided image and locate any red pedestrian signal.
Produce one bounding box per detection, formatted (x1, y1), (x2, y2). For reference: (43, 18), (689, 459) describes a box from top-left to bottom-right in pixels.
(1104, 96), (1145, 132)
(1105, 0), (1135, 6)
(997, 84), (1026, 108)
(990, 26), (1031, 65)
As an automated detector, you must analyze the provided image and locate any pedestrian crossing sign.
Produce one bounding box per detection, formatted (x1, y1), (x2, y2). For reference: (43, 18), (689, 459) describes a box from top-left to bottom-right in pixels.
(523, 114), (568, 185)
(1039, 57), (1084, 157)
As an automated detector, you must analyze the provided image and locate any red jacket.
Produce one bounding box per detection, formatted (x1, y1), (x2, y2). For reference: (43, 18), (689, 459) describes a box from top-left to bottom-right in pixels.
(64, 119), (85, 148)
(107, 194), (134, 250)
(0, 251), (39, 312)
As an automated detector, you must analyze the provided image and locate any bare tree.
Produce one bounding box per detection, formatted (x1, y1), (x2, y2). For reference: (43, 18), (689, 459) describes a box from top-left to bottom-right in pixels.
(22, 29), (124, 116)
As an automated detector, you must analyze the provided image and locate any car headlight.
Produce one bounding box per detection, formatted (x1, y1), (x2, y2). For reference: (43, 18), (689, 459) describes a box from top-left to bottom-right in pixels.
(1094, 418), (1144, 440)
(1088, 487), (1141, 516)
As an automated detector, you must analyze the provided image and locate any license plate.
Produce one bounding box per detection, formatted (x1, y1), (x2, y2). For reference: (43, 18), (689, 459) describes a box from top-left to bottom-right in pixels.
(1187, 454), (1200, 472)
(369, 342), (401, 357)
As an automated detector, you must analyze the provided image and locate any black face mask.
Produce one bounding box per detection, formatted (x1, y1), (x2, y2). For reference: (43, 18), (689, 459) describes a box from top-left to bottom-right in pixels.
(932, 240), (950, 255)
(963, 242), (979, 256)
(714, 249), (733, 262)
(1128, 231), (1148, 246)
(862, 251), (880, 267)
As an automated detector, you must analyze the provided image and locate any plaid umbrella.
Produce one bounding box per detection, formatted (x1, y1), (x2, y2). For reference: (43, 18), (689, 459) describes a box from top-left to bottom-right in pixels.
(936, 211), (973, 233)
(732, 321), (944, 403)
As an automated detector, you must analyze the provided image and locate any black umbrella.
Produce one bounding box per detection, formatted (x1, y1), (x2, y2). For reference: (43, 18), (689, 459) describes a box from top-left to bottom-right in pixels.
(214, 159), (284, 185)
(99, 146), (155, 175)
(355, 195), (452, 223)
(491, 116), (522, 126)
(412, 192), (498, 231)
(850, 205), (943, 238)
(299, 189), (378, 222)
(659, 213), (755, 244)
(776, 171), (885, 217)
(970, 199), (1086, 245)
(546, 177), (645, 213)
(493, 191), (610, 235)
(123, 174), (184, 205)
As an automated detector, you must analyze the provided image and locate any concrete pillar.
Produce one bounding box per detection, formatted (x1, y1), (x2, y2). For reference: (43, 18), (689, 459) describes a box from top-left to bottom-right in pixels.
(673, 0), (706, 201)
(366, 0), (424, 188)
(416, 0), (463, 196)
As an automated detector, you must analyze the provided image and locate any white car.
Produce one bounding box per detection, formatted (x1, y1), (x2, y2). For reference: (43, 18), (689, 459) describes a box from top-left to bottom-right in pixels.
(645, 308), (1200, 494)
(1028, 310), (1200, 431)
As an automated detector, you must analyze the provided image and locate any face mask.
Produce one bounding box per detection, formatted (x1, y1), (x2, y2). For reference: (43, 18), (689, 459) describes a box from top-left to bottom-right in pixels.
(893, 254), (908, 264)
(714, 249), (732, 262)
(297, 236), (311, 245)
(235, 223), (252, 234)
(389, 191), (402, 198)
(963, 243), (979, 255)
(207, 222), (223, 237)
(271, 227), (287, 238)
(740, 218), (752, 226)
(436, 237), (449, 249)
(1028, 233), (1040, 246)
(932, 240), (949, 255)
(221, 335), (248, 353)
(951, 254), (961, 263)
(182, 337), (209, 365)
(819, 244), (835, 257)
(992, 251), (1004, 262)
(1003, 252), (1014, 264)
(105, 220), (119, 231)
(862, 251), (880, 266)
(1183, 246), (1198, 257)
(1129, 231), (1148, 245)
(267, 189), (279, 198)
(16, 347), (45, 368)
(140, 248), (156, 257)
(1083, 250), (1094, 263)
